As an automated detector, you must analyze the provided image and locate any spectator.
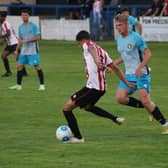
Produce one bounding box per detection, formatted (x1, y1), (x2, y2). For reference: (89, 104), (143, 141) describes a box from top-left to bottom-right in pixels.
(160, 0), (168, 16)
(10, 0), (25, 16)
(11, 0), (24, 5)
(142, 0), (163, 17)
(80, 0), (94, 18)
(110, 0), (120, 5)
(67, 0), (81, 19)
(91, 0), (104, 40)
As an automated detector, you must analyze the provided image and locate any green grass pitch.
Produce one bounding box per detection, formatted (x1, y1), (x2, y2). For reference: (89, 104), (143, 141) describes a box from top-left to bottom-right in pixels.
(0, 40), (168, 168)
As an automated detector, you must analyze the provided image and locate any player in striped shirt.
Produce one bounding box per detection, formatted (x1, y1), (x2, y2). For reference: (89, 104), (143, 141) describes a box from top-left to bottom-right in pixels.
(0, 11), (27, 77)
(62, 30), (135, 143)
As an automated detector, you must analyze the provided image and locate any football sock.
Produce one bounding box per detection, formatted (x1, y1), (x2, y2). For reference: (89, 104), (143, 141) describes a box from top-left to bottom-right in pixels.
(63, 110), (83, 139)
(3, 58), (11, 73)
(151, 106), (167, 125)
(22, 67), (28, 75)
(37, 69), (44, 84)
(87, 106), (117, 122)
(126, 97), (144, 108)
(17, 70), (23, 85)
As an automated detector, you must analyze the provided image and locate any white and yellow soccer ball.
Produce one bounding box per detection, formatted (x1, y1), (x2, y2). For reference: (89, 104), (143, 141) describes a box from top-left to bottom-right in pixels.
(56, 125), (73, 142)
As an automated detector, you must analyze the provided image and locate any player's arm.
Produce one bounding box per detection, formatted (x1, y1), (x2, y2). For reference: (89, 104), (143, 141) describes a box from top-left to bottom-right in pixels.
(136, 21), (142, 35)
(88, 45), (104, 69)
(19, 35), (41, 45)
(114, 56), (123, 65)
(14, 38), (22, 59)
(136, 48), (151, 77)
(0, 27), (10, 39)
(110, 63), (135, 88)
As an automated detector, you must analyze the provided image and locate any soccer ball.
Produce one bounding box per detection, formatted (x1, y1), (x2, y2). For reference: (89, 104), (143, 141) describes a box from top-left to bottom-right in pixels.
(56, 125), (73, 142)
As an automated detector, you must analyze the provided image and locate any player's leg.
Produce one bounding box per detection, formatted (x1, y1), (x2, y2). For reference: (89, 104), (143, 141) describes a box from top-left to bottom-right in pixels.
(63, 98), (83, 140)
(85, 104), (124, 125)
(138, 88), (168, 133)
(14, 46), (28, 77)
(116, 81), (144, 108)
(9, 63), (24, 90)
(22, 66), (28, 76)
(29, 54), (45, 90)
(83, 90), (124, 125)
(62, 87), (92, 141)
(9, 54), (26, 90)
(34, 65), (45, 90)
(1, 49), (12, 77)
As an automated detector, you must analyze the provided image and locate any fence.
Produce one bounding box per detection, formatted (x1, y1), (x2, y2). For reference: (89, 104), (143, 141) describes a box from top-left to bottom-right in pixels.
(0, 4), (150, 40)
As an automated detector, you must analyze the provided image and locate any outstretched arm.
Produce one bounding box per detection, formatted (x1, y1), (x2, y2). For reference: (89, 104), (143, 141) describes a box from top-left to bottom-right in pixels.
(111, 63), (135, 88)
(114, 56), (123, 65)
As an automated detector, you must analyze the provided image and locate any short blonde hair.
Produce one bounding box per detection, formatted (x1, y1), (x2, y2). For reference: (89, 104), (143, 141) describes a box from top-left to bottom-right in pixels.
(115, 14), (128, 23)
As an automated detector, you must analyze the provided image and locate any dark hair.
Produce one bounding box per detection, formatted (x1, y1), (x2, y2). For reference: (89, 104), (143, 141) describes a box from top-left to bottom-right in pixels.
(0, 11), (7, 18)
(118, 8), (130, 14)
(76, 30), (90, 41)
(21, 9), (31, 15)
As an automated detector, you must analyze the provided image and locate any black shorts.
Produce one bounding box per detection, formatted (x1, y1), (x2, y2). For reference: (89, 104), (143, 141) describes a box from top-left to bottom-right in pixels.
(4, 44), (17, 53)
(71, 87), (105, 108)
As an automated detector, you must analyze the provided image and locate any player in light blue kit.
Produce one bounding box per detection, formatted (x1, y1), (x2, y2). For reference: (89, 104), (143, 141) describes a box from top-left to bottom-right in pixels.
(114, 14), (168, 134)
(119, 8), (142, 35)
(9, 9), (45, 91)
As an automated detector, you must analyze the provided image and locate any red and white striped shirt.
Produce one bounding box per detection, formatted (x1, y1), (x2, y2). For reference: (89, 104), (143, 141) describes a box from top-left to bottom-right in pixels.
(1, 20), (18, 46)
(82, 40), (113, 91)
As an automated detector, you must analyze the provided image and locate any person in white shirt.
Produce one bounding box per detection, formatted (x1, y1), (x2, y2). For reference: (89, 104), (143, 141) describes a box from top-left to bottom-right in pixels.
(62, 30), (135, 143)
(0, 11), (27, 77)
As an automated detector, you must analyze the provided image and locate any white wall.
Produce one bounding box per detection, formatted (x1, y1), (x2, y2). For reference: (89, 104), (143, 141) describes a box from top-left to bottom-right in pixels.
(41, 18), (90, 40)
(6, 16), (40, 36)
(5, 16), (90, 41)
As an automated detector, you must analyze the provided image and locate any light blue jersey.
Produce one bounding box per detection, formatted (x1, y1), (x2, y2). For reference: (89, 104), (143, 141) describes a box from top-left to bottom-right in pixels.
(117, 31), (151, 93)
(19, 22), (40, 55)
(128, 15), (137, 32)
(117, 31), (148, 76)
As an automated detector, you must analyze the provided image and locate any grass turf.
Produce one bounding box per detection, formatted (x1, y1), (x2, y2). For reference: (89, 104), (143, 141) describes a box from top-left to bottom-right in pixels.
(0, 40), (168, 168)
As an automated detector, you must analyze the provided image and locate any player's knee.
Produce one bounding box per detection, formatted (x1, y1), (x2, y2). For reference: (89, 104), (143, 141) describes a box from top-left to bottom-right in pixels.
(116, 95), (127, 104)
(63, 102), (75, 112)
(139, 92), (151, 108)
(63, 103), (69, 112)
(141, 99), (151, 108)
(17, 64), (23, 71)
(34, 65), (41, 71)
